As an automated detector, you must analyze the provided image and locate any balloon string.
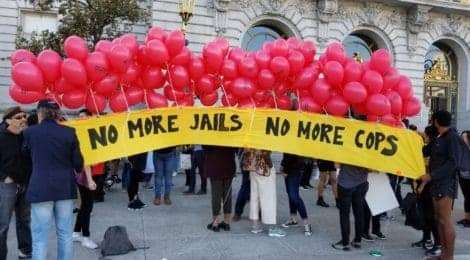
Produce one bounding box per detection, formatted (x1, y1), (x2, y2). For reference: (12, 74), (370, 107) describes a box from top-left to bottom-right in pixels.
(143, 89), (150, 109)
(88, 88), (100, 118)
(165, 63), (180, 107)
(296, 89), (302, 112)
(120, 85), (131, 112)
(271, 90), (278, 110)
(220, 80), (231, 107)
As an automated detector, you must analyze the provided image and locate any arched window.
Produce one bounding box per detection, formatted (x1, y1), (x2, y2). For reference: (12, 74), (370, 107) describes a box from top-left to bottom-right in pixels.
(241, 25), (285, 51)
(343, 34), (378, 63)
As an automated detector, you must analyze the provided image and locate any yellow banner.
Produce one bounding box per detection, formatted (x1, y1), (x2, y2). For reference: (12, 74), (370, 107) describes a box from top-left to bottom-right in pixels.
(65, 107), (425, 179)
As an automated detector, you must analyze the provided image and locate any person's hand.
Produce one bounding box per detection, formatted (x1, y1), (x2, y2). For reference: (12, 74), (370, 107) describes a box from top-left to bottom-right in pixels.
(88, 180), (97, 191)
(420, 174), (431, 183)
(417, 183), (425, 194)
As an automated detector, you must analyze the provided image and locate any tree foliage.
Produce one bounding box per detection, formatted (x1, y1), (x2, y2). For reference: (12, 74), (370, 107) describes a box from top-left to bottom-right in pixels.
(16, 0), (150, 55)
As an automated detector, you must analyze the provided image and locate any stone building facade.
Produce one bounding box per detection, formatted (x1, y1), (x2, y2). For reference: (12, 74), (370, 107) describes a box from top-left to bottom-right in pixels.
(1, 0), (470, 130)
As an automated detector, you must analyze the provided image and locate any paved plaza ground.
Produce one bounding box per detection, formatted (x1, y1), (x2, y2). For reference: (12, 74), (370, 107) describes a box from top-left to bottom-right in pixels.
(7, 171), (470, 260)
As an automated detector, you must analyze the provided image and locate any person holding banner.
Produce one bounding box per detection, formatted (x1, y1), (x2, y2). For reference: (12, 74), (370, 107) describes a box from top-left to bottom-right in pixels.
(242, 149), (286, 237)
(153, 147), (178, 206)
(316, 160), (338, 208)
(203, 146), (236, 232)
(127, 153), (148, 210)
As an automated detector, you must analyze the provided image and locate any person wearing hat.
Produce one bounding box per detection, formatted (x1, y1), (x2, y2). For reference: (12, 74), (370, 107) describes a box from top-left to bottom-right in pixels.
(23, 100), (84, 260)
(0, 106), (32, 260)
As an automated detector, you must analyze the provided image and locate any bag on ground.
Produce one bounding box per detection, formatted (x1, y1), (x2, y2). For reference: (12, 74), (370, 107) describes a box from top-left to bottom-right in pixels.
(101, 226), (135, 256)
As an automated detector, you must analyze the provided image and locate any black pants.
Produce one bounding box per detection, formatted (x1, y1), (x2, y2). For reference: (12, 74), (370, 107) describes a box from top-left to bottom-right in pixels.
(234, 171), (250, 216)
(74, 184), (94, 237)
(459, 177), (470, 213)
(0, 183), (32, 260)
(210, 178), (232, 216)
(93, 174), (105, 201)
(388, 174), (403, 207)
(363, 203), (381, 235)
(300, 160), (314, 186)
(337, 182), (369, 245)
(421, 184), (439, 244)
(127, 169), (143, 201)
(188, 150), (206, 192)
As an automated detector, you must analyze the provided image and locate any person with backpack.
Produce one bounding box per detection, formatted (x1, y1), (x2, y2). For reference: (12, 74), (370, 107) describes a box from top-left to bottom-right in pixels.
(457, 130), (470, 228)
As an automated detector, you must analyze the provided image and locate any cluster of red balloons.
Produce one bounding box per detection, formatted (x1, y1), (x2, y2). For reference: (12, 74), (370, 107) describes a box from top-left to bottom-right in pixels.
(9, 26), (420, 127)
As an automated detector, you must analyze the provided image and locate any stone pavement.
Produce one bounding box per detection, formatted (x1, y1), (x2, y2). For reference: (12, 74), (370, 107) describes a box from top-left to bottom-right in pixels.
(7, 172), (470, 260)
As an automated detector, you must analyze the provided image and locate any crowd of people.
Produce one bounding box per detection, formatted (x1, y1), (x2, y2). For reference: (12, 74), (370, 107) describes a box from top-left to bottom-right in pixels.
(1, 99), (469, 260)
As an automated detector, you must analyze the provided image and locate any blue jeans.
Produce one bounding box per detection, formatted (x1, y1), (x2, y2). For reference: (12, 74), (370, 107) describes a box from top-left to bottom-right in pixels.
(31, 200), (74, 260)
(284, 174), (308, 219)
(234, 171), (250, 216)
(153, 151), (177, 197)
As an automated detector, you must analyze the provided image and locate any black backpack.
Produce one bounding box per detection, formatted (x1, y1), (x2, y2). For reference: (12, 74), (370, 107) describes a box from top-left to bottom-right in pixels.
(402, 192), (425, 231)
(100, 226), (135, 257)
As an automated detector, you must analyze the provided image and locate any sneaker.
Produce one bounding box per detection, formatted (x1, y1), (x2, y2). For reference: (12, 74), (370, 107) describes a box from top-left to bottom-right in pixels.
(304, 224), (312, 236)
(268, 227), (286, 237)
(372, 232), (387, 240)
(300, 185), (309, 190)
(164, 196), (172, 205)
(232, 215), (241, 222)
(153, 197), (162, 206)
(183, 190), (195, 195)
(128, 200), (143, 211)
(332, 240), (350, 251)
(424, 240), (434, 250)
(281, 219), (298, 228)
(316, 197), (330, 208)
(219, 222), (231, 231)
(72, 232), (83, 242)
(362, 234), (374, 242)
(146, 185), (154, 190)
(411, 239), (429, 248)
(306, 184), (314, 189)
(196, 190), (207, 195)
(351, 240), (361, 249)
(134, 198), (147, 208)
(17, 250), (32, 259)
(251, 226), (263, 234)
(207, 223), (220, 232)
(425, 246), (442, 257)
(81, 237), (98, 249)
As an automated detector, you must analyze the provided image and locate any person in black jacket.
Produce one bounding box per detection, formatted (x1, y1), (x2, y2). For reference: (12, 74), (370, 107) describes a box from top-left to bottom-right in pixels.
(0, 106), (32, 260)
(127, 152), (148, 210)
(457, 130), (470, 227)
(419, 111), (460, 260)
(23, 100), (84, 260)
(280, 153), (312, 236)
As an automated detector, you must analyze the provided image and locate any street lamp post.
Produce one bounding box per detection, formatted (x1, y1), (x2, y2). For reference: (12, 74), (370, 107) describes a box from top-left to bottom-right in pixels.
(178, 0), (195, 33)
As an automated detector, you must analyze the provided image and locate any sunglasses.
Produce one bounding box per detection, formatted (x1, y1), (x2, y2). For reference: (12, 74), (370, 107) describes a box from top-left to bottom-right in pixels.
(12, 114), (27, 120)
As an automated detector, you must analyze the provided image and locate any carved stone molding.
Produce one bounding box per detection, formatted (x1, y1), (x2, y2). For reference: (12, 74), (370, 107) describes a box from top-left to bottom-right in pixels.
(406, 5), (432, 53)
(316, 0), (338, 47)
(233, 0), (313, 16)
(212, 0), (231, 36)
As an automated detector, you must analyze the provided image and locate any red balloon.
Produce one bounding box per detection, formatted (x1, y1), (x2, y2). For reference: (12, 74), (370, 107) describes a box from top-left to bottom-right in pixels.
(147, 39), (170, 66)
(12, 62), (44, 92)
(95, 40), (113, 56)
(142, 67), (165, 89)
(221, 59), (238, 80)
(287, 37), (301, 50)
(10, 49), (36, 65)
(396, 76), (413, 100)
(85, 52), (109, 82)
(343, 82), (368, 104)
(145, 91), (168, 108)
(94, 75), (118, 96)
(352, 103), (367, 115)
(287, 50), (305, 75)
(403, 97), (421, 117)
(383, 71), (401, 90)
(239, 57), (258, 78)
(147, 26), (167, 42)
(54, 78), (75, 94)
(274, 82), (288, 96)
(189, 56), (205, 80)
(215, 38), (230, 56)
(165, 30), (185, 57)
(85, 93), (106, 114)
(61, 58), (87, 88)
(9, 84), (44, 104)
(362, 61), (371, 71)
(36, 50), (61, 83)
(262, 42), (274, 55)
(125, 86), (144, 106)
(62, 89), (86, 109)
(222, 93), (237, 107)
(231, 78), (256, 99)
(271, 39), (289, 57)
(137, 45), (151, 66)
(323, 61), (344, 87)
(274, 95), (292, 110)
(370, 49), (392, 75)
(343, 61), (363, 83)
(169, 65), (190, 90)
(196, 75), (215, 95)
(108, 44), (131, 73)
(367, 114), (380, 122)
(164, 85), (185, 101)
(310, 79), (331, 105)
(385, 91), (403, 116)
(253, 90), (269, 103)
(180, 94), (195, 107)
(366, 94), (391, 116)
(381, 114), (397, 126)
(255, 50), (271, 69)
(64, 36), (88, 61)
(270, 56), (290, 79)
(229, 48), (245, 64)
(362, 70), (383, 94)
(326, 95), (349, 116)
(200, 91), (218, 106)
(171, 47), (191, 66)
(299, 96), (321, 113)
(299, 41), (316, 65)
(109, 91), (128, 112)
(121, 63), (140, 84)
(326, 42), (346, 64)
(257, 69), (276, 90)
(292, 68), (316, 89)
(203, 43), (224, 74)
(119, 34), (138, 56)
